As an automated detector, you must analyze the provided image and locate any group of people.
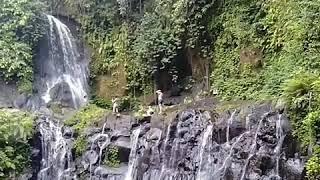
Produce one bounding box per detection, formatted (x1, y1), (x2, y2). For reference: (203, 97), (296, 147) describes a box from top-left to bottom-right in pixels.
(111, 89), (164, 116)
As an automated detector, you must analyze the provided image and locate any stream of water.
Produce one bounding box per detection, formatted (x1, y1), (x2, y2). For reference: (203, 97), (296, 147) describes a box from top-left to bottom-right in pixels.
(37, 15), (89, 180)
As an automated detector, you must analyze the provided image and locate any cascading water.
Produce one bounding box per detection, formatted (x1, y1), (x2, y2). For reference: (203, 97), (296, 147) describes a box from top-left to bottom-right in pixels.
(159, 124), (172, 180)
(226, 110), (236, 144)
(61, 101), (305, 180)
(36, 15), (89, 180)
(196, 125), (213, 180)
(89, 133), (110, 179)
(37, 116), (75, 180)
(40, 15), (88, 109)
(240, 113), (268, 180)
(213, 132), (249, 179)
(274, 114), (285, 177)
(124, 127), (141, 180)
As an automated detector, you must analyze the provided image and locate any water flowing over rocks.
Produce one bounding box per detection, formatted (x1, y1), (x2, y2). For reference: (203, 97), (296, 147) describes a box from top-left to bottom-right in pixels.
(8, 14), (305, 180)
(37, 15), (89, 109)
(29, 15), (89, 180)
(51, 103), (304, 180)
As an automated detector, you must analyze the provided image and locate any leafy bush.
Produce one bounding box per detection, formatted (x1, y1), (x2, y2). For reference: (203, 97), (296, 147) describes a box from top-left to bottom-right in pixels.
(282, 72), (320, 145)
(0, 0), (46, 82)
(104, 146), (120, 168)
(306, 147), (320, 180)
(283, 73), (320, 178)
(17, 78), (33, 95)
(301, 112), (320, 148)
(74, 136), (88, 157)
(0, 109), (34, 178)
(91, 96), (112, 109)
(210, 0), (320, 101)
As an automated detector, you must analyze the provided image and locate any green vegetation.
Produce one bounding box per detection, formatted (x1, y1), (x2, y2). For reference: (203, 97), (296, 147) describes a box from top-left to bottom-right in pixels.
(64, 104), (107, 156)
(74, 135), (88, 156)
(210, 0), (320, 100)
(0, 0), (46, 88)
(64, 104), (107, 134)
(91, 95), (112, 109)
(49, 0), (213, 97)
(104, 146), (120, 168)
(306, 146), (320, 180)
(0, 109), (34, 178)
(46, 2), (320, 177)
(2, 0), (320, 178)
(282, 72), (320, 179)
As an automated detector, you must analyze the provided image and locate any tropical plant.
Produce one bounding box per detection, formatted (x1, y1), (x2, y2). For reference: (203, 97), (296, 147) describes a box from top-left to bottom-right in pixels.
(0, 109), (34, 178)
(0, 0), (46, 84)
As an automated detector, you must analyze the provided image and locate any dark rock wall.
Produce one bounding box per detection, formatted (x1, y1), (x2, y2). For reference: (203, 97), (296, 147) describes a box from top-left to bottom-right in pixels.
(58, 103), (306, 180)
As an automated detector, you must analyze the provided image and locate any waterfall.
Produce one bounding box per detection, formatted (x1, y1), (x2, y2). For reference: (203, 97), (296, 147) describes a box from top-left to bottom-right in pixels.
(245, 114), (252, 130)
(196, 125), (213, 180)
(37, 117), (74, 180)
(124, 127), (141, 180)
(36, 15), (89, 180)
(159, 124), (172, 180)
(89, 133), (110, 179)
(226, 110), (236, 144)
(41, 15), (88, 109)
(240, 113), (268, 180)
(213, 132), (249, 179)
(274, 114), (285, 177)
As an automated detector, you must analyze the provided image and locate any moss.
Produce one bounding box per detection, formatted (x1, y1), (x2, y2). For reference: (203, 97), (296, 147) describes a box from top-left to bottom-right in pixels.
(74, 136), (88, 156)
(91, 96), (112, 109)
(104, 146), (120, 168)
(17, 78), (33, 95)
(64, 104), (108, 134)
(64, 104), (108, 157)
(94, 65), (127, 100)
(50, 102), (63, 114)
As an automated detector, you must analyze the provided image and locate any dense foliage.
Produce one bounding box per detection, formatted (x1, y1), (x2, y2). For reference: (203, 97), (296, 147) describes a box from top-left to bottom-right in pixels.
(306, 146), (320, 180)
(0, 0), (46, 87)
(210, 0), (320, 100)
(49, 0), (213, 95)
(282, 72), (320, 179)
(3, 0), (320, 178)
(0, 109), (34, 178)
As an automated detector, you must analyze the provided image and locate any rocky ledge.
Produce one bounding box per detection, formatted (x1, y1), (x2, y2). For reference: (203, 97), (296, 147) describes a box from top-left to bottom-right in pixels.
(31, 102), (306, 180)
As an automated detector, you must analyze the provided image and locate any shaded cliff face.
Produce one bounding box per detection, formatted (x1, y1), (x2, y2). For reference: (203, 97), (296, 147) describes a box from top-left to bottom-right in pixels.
(68, 103), (305, 180)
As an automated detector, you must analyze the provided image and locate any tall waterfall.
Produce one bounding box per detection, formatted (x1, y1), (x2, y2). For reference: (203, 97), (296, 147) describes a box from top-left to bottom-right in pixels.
(36, 15), (89, 180)
(39, 15), (88, 109)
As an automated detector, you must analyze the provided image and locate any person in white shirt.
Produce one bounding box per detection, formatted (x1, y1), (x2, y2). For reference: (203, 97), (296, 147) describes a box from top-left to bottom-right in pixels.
(112, 97), (119, 114)
(156, 90), (163, 114)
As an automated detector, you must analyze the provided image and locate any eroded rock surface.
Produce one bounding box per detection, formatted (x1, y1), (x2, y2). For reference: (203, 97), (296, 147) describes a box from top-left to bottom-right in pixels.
(49, 103), (305, 180)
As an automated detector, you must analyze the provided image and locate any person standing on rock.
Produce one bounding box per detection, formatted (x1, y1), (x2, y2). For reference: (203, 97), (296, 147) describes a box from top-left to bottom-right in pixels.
(112, 97), (119, 114)
(156, 90), (163, 114)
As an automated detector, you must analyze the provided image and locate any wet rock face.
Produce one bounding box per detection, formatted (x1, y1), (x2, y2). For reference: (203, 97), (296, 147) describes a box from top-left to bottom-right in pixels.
(69, 103), (305, 180)
(0, 79), (19, 108)
(128, 106), (304, 180)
